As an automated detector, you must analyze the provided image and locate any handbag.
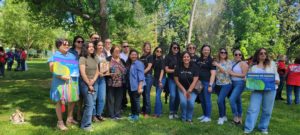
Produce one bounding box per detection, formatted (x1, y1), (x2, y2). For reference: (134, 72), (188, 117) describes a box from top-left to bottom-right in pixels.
(194, 80), (203, 94)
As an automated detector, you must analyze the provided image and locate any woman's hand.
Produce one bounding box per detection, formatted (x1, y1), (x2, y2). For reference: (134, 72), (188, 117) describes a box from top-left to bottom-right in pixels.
(184, 91), (191, 99)
(89, 79), (95, 86)
(138, 88), (143, 95)
(159, 81), (163, 89)
(208, 86), (213, 93)
(60, 76), (70, 81)
(212, 61), (219, 67)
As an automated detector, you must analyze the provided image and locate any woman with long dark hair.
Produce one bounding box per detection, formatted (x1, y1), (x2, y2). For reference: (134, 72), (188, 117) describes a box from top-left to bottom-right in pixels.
(244, 48), (279, 134)
(165, 42), (181, 119)
(152, 46), (166, 117)
(196, 44), (216, 123)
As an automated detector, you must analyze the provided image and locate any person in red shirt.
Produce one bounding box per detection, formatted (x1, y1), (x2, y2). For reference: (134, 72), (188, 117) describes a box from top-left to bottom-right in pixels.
(286, 57), (300, 104)
(276, 55), (287, 100)
(0, 46), (7, 77)
(20, 48), (27, 71)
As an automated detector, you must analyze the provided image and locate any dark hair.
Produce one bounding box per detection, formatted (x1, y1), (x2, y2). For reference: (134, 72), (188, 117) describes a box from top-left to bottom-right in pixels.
(55, 38), (67, 49)
(180, 51), (192, 67)
(126, 49), (139, 66)
(294, 57), (300, 64)
(218, 48), (228, 61)
(143, 42), (151, 54)
(233, 49), (245, 61)
(200, 44), (212, 59)
(80, 42), (95, 58)
(0, 47), (4, 52)
(152, 46), (164, 66)
(110, 45), (121, 55)
(252, 48), (270, 67)
(168, 42), (180, 55)
(72, 36), (84, 49)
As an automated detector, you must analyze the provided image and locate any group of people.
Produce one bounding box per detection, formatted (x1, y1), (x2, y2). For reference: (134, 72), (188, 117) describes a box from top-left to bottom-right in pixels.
(0, 46), (27, 77)
(48, 33), (300, 134)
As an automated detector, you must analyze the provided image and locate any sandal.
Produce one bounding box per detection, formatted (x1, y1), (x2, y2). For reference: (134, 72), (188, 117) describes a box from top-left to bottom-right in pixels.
(57, 121), (68, 131)
(92, 116), (100, 122)
(66, 118), (78, 126)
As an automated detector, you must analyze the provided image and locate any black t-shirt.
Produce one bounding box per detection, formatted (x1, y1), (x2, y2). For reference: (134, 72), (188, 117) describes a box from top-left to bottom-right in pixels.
(174, 64), (199, 90)
(191, 55), (199, 64)
(140, 54), (154, 75)
(153, 57), (166, 79)
(196, 57), (216, 81)
(164, 54), (180, 79)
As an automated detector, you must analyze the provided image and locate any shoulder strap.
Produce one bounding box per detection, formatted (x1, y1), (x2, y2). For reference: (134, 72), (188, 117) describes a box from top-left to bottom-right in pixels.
(232, 61), (241, 70)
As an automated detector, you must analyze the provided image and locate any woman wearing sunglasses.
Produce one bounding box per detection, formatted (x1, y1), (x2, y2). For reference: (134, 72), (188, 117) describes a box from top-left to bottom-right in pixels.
(244, 48), (279, 134)
(212, 48), (232, 125)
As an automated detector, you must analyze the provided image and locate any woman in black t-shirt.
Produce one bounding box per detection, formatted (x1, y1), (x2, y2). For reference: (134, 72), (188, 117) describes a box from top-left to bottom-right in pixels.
(174, 52), (199, 123)
(196, 44), (216, 123)
(165, 42), (181, 119)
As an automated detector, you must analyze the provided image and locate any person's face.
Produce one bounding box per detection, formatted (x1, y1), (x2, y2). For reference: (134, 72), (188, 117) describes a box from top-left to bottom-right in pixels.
(91, 34), (100, 42)
(259, 49), (267, 61)
(234, 50), (242, 61)
(129, 51), (138, 61)
(188, 45), (196, 54)
(183, 53), (191, 64)
(88, 43), (95, 55)
(75, 38), (84, 48)
(144, 44), (151, 54)
(155, 48), (162, 57)
(59, 41), (69, 54)
(122, 43), (129, 53)
(97, 42), (103, 51)
(202, 46), (210, 57)
(105, 39), (111, 49)
(219, 49), (227, 60)
(172, 45), (179, 54)
(112, 47), (121, 58)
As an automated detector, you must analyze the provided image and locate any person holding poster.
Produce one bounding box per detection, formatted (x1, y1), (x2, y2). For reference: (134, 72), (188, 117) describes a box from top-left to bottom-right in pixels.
(48, 39), (80, 131)
(79, 42), (99, 131)
(244, 48), (279, 134)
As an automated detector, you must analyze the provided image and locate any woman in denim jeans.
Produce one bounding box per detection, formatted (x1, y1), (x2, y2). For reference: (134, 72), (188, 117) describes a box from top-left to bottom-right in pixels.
(79, 42), (99, 131)
(244, 48), (279, 134)
(228, 49), (248, 125)
(152, 46), (166, 117)
(285, 57), (300, 105)
(212, 48), (232, 125)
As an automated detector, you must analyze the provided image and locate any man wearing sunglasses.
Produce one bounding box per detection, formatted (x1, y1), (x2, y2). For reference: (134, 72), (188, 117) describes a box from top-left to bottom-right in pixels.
(120, 41), (130, 110)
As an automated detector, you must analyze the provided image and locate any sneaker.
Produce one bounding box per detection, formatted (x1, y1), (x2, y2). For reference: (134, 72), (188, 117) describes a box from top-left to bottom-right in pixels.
(261, 131), (268, 134)
(57, 121), (68, 131)
(187, 120), (193, 124)
(223, 116), (228, 122)
(82, 126), (93, 132)
(128, 115), (139, 121)
(92, 116), (100, 122)
(169, 114), (174, 119)
(244, 131), (251, 134)
(200, 117), (211, 123)
(197, 115), (205, 120)
(174, 114), (179, 119)
(217, 117), (224, 125)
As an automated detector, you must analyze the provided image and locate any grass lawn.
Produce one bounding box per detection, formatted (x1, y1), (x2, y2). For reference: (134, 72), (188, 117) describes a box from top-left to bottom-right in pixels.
(0, 60), (299, 135)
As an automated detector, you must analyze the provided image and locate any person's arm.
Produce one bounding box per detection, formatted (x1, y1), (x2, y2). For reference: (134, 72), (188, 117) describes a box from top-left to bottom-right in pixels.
(187, 77), (199, 93)
(137, 62), (145, 94)
(208, 70), (216, 93)
(90, 65), (99, 85)
(159, 69), (164, 88)
(229, 62), (248, 78)
(174, 77), (186, 92)
(144, 63), (153, 74)
(165, 66), (175, 73)
(274, 64), (280, 84)
(49, 62), (53, 72)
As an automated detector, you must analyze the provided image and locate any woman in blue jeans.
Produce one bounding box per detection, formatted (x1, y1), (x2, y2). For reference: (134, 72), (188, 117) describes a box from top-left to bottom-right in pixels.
(174, 52), (199, 123)
(79, 42), (99, 131)
(212, 48), (232, 125)
(165, 42), (181, 119)
(152, 46), (166, 117)
(228, 49), (248, 125)
(244, 48), (279, 134)
(93, 41), (107, 122)
(196, 44), (216, 123)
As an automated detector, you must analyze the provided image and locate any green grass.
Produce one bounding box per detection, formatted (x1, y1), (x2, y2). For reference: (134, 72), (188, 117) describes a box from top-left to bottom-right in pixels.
(0, 60), (299, 135)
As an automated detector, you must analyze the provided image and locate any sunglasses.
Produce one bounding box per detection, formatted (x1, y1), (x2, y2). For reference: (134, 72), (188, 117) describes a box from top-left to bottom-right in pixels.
(188, 47), (196, 50)
(260, 52), (267, 55)
(220, 51), (227, 54)
(76, 41), (84, 43)
(173, 47), (179, 50)
(156, 50), (162, 53)
(123, 46), (129, 48)
(234, 53), (242, 56)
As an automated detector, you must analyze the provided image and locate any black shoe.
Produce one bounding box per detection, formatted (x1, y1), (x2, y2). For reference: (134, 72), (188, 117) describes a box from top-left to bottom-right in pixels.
(280, 97), (285, 100)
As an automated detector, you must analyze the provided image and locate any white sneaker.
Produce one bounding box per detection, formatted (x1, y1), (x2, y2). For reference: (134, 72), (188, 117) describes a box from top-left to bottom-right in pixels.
(222, 116), (228, 122)
(200, 117), (211, 123)
(217, 117), (224, 125)
(261, 131), (268, 134)
(174, 114), (179, 119)
(169, 114), (174, 119)
(197, 115), (205, 120)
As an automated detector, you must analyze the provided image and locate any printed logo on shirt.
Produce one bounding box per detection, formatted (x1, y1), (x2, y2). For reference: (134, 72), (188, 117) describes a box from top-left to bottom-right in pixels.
(290, 65), (300, 72)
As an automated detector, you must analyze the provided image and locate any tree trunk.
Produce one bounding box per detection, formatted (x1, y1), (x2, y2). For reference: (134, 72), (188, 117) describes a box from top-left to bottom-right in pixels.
(187, 0), (197, 46)
(99, 0), (109, 41)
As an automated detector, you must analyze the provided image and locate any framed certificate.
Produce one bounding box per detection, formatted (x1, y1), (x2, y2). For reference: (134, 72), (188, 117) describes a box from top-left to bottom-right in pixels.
(99, 61), (110, 75)
(246, 73), (275, 91)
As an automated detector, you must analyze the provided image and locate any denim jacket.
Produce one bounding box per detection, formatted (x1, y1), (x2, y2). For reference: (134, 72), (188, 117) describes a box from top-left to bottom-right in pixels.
(130, 60), (146, 91)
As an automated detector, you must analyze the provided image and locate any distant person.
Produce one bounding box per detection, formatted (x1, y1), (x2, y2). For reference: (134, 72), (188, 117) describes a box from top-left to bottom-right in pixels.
(14, 48), (21, 71)
(0, 46), (6, 77)
(120, 41), (130, 110)
(276, 55), (287, 100)
(6, 49), (14, 71)
(104, 39), (112, 57)
(286, 57), (300, 105)
(20, 48), (27, 71)
(90, 33), (100, 43)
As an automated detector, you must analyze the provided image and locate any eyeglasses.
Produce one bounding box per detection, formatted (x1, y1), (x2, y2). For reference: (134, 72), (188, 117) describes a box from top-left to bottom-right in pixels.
(234, 53), (242, 56)
(220, 51), (227, 54)
(188, 47), (196, 50)
(92, 37), (99, 40)
(123, 46), (129, 48)
(76, 41), (84, 43)
(173, 47), (179, 50)
(260, 52), (267, 55)
(156, 50), (162, 53)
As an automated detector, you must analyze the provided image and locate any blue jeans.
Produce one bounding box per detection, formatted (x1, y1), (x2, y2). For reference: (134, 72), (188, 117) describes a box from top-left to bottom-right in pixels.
(80, 79), (98, 129)
(154, 78), (166, 116)
(93, 77), (106, 116)
(217, 84), (232, 117)
(229, 80), (245, 117)
(244, 90), (276, 133)
(129, 90), (141, 115)
(168, 78), (179, 114)
(142, 74), (153, 114)
(286, 85), (300, 104)
(199, 81), (212, 118)
(178, 90), (197, 121)
(276, 76), (285, 99)
(0, 62), (4, 76)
